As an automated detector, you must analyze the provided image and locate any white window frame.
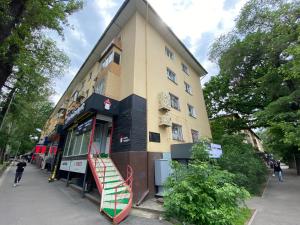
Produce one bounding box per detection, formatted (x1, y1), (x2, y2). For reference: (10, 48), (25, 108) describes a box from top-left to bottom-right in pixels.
(182, 63), (189, 75)
(101, 51), (114, 69)
(72, 91), (79, 102)
(188, 104), (196, 118)
(165, 46), (174, 60)
(170, 93), (180, 110)
(191, 129), (199, 143)
(94, 78), (105, 95)
(167, 68), (176, 83)
(172, 123), (183, 141)
(184, 82), (192, 95)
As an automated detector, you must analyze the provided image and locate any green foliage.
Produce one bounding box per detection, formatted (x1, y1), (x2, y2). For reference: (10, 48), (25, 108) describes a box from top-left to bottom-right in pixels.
(217, 135), (268, 195)
(164, 141), (250, 225)
(204, 0), (300, 162)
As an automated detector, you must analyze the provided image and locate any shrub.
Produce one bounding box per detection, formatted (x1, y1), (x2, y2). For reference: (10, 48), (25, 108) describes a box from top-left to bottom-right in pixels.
(217, 134), (268, 195)
(163, 141), (250, 225)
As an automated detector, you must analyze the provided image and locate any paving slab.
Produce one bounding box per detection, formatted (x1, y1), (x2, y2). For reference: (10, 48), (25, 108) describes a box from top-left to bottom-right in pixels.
(0, 164), (171, 225)
(247, 168), (300, 225)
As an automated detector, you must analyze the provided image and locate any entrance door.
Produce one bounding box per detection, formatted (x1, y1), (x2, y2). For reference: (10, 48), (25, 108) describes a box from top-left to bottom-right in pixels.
(93, 120), (112, 155)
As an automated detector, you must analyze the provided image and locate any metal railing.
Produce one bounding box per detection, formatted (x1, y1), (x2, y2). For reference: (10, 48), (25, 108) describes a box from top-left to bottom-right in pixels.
(113, 165), (133, 217)
(91, 144), (107, 191)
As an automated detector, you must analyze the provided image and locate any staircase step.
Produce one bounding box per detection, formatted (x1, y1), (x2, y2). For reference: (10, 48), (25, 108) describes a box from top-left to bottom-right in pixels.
(105, 189), (129, 195)
(99, 174), (119, 178)
(105, 198), (130, 204)
(102, 208), (122, 218)
(102, 201), (127, 210)
(104, 193), (130, 201)
(103, 179), (121, 184)
(99, 176), (121, 183)
(104, 186), (127, 194)
(104, 181), (123, 189)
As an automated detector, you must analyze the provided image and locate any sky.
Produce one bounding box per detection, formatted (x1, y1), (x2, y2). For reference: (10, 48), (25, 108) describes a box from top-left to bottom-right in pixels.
(49, 0), (248, 104)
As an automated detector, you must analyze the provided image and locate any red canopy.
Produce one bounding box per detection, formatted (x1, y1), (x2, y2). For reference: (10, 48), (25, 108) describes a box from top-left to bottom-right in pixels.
(35, 145), (41, 153)
(41, 146), (47, 154)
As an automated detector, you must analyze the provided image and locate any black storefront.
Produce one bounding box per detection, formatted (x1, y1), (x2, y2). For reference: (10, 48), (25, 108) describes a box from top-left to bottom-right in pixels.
(58, 93), (148, 201)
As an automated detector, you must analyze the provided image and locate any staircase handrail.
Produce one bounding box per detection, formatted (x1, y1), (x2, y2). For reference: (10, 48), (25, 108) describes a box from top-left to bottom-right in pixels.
(91, 144), (107, 191)
(112, 165), (133, 218)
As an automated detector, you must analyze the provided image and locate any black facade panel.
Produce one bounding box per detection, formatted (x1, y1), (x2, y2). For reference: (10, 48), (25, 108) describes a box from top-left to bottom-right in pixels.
(111, 94), (147, 153)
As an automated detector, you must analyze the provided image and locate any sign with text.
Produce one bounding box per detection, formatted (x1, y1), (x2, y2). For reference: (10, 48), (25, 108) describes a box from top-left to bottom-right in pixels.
(69, 160), (87, 174)
(65, 103), (85, 125)
(59, 160), (71, 171)
(209, 143), (223, 158)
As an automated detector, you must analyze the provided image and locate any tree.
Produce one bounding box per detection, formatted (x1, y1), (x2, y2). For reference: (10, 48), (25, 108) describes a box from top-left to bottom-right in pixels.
(163, 141), (250, 225)
(204, 0), (300, 168)
(0, 0), (83, 91)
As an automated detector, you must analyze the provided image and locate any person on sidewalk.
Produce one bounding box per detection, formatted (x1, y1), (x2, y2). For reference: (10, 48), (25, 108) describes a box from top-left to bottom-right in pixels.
(274, 160), (283, 182)
(13, 159), (27, 187)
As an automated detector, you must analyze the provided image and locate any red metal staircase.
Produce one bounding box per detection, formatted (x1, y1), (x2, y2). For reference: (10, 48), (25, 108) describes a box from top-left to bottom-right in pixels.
(87, 118), (133, 224)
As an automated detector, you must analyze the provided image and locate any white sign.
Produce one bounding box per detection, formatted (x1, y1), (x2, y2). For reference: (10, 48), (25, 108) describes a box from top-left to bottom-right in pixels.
(69, 160), (87, 174)
(60, 160), (71, 171)
(59, 159), (87, 174)
(120, 136), (130, 143)
(209, 143), (223, 158)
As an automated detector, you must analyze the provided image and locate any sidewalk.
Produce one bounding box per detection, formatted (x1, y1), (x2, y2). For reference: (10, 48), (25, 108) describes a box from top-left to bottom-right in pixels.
(0, 164), (171, 225)
(247, 168), (300, 225)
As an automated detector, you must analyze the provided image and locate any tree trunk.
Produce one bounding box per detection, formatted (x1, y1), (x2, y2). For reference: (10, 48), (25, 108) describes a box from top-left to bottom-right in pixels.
(0, 148), (5, 164)
(0, 86), (16, 126)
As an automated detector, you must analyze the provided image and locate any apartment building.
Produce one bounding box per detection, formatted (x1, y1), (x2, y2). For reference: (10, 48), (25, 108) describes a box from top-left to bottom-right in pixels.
(39, 0), (211, 222)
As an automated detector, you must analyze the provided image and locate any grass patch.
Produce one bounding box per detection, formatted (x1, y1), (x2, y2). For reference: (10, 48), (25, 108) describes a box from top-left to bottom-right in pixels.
(233, 208), (252, 225)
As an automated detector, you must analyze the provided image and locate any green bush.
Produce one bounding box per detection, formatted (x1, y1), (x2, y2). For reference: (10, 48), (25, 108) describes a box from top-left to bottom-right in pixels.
(163, 141), (250, 225)
(217, 135), (268, 195)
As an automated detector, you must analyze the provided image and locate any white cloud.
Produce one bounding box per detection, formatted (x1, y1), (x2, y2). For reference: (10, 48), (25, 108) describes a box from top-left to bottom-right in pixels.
(147, 0), (246, 54)
(94, 0), (120, 26)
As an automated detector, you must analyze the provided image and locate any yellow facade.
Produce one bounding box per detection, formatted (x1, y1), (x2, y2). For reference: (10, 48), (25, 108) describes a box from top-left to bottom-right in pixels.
(42, 11), (211, 153)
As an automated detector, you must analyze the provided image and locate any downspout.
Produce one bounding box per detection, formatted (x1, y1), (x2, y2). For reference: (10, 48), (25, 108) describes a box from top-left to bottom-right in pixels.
(137, 0), (150, 205)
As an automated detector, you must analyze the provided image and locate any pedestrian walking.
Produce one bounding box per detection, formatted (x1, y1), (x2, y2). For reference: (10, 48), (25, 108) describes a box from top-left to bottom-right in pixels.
(13, 159), (27, 187)
(274, 160), (283, 182)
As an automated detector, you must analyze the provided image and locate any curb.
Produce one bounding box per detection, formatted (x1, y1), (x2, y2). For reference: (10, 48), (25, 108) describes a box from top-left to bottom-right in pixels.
(247, 209), (257, 225)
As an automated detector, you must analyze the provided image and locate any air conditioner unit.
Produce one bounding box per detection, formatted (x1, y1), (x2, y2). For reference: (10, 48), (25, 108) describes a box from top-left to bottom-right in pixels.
(158, 92), (171, 111)
(159, 114), (171, 127)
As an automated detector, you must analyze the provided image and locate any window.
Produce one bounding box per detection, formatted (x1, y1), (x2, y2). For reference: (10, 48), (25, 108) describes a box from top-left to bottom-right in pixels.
(101, 51), (114, 68)
(63, 131), (72, 156)
(89, 72), (92, 80)
(182, 63), (189, 75)
(165, 46), (174, 59)
(67, 131), (76, 156)
(172, 123), (183, 141)
(167, 68), (176, 83)
(170, 93), (180, 110)
(114, 52), (121, 64)
(86, 89), (89, 97)
(73, 134), (83, 155)
(101, 51), (120, 69)
(188, 104), (196, 117)
(81, 80), (85, 89)
(80, 131), (91, 155)
(94, 78), (105, 95)
(191, 129), (199, 143)
(184, 82), (192, 94)
(72, 91), (78, 102)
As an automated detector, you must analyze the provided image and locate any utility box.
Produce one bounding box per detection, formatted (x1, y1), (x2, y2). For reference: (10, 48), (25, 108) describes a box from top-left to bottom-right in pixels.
(155, 159), (171, 196)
